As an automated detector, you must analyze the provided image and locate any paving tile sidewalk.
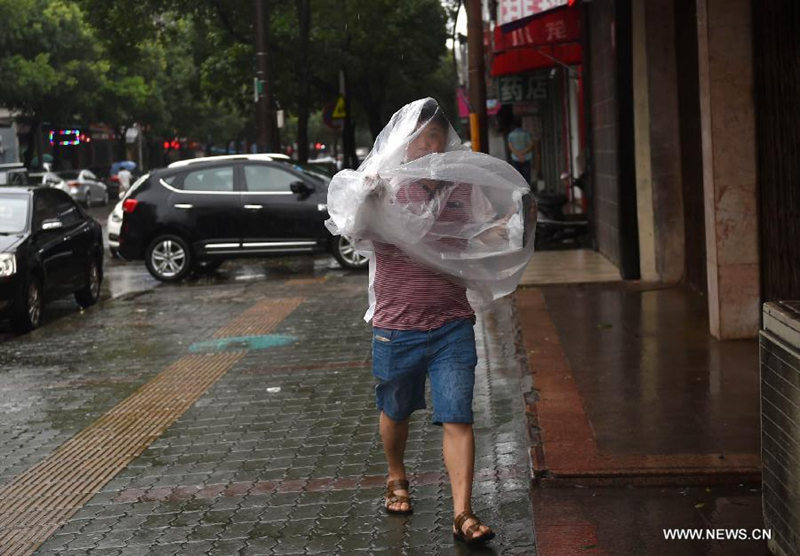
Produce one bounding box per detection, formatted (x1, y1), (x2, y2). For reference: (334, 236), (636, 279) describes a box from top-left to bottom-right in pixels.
(1, 268), (538, 555)
(514, 283), (769, 555)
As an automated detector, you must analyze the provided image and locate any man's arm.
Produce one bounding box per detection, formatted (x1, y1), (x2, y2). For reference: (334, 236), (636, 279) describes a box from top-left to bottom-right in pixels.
(347, 175), (387, 239)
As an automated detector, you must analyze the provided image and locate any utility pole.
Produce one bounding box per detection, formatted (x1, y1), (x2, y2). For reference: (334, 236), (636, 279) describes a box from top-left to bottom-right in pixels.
(339, 0), (358, 169)
(254, 0), (277, 152)
(466, 0), (488, 153)
(340, 69), (358, 169)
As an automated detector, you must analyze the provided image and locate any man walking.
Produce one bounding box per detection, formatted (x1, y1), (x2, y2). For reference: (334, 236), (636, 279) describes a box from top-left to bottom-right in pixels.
(363, 101), (496, 546)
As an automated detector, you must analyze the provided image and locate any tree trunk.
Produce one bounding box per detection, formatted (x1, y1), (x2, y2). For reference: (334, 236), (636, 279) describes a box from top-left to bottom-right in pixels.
(295, 0), (311, 163)
(341, 71), (358, 169)
(117, 126), (128, 161)
(23, 118), (38, 169)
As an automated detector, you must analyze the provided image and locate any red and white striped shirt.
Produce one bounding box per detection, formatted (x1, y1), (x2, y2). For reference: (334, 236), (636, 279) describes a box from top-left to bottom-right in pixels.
(372, 182), (476, 330)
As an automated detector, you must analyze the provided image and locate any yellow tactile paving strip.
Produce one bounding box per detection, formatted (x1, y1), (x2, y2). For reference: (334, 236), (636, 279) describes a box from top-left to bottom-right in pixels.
(285, 277), (328, 286)
(0, 297), (303, 556)
(212, 297), (303, 339)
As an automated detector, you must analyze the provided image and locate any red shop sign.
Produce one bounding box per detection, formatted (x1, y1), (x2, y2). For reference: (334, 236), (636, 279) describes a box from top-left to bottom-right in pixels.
(494, 7), (581, 53)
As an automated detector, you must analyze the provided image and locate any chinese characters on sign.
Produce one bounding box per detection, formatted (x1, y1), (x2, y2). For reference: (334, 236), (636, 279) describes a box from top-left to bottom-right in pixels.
(498, 0), (570, 27)
(497, 74), (548, 103)
(493, 6), (581, 52)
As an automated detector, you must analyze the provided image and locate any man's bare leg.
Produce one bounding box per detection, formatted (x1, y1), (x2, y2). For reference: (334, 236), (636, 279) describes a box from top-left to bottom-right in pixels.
(442, 423), (492, 539)
(380, 411), (410, 512)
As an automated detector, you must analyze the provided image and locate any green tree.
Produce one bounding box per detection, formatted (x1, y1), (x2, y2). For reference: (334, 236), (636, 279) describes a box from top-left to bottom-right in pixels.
(59, 0), (457, 161)
(0, 0), (108, 166)
(312, 0), (450, 139)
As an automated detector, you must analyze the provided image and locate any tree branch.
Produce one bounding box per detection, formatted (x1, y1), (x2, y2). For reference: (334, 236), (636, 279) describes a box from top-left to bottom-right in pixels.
(205, 0), (250, 44)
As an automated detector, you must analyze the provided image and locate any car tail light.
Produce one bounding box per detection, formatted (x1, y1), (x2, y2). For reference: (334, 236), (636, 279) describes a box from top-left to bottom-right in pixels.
(67, 180), (80, 187)
(122, 199), (139, 213)
(111, 175), (119, 183)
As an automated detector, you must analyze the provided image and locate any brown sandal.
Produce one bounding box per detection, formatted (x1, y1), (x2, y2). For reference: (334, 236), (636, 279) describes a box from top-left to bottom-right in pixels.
(453, 510), (496, 545)
(384, 478), (413, 515)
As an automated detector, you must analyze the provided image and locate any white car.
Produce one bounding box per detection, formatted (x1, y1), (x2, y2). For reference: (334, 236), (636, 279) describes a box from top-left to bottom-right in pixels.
(107, 173), (149, 257)
(47, 169), (109, 207)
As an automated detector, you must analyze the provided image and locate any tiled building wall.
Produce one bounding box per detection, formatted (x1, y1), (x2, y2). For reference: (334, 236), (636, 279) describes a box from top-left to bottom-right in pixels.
(588, 0), (621, 267)
(644, 0), (685, 283)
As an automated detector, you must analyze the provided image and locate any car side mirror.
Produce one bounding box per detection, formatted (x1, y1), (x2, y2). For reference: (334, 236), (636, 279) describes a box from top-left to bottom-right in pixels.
(290, 180), (314, 196)
(39, 218), (64, 232)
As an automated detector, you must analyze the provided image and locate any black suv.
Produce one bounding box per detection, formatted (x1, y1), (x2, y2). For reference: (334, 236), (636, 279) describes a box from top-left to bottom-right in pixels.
(117, 155), (367, 281)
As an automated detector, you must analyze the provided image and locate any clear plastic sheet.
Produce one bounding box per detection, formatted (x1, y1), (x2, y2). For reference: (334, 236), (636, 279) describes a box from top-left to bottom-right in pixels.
(325, 98), (536, 321)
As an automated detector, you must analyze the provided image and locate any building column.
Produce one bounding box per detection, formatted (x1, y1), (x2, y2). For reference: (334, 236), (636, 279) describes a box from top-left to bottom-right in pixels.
(632, 0), (658, 282)
(696, 0), (760, 339)
(633, 0), (686, 284)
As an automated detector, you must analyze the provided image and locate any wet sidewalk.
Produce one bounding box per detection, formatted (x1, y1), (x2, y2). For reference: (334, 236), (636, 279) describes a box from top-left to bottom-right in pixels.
(0, 260), (536, 555)
(515, 282), (769, 555)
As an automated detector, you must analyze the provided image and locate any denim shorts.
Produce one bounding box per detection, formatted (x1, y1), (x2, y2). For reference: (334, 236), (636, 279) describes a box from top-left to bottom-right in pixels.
(371, 318), (478, 425)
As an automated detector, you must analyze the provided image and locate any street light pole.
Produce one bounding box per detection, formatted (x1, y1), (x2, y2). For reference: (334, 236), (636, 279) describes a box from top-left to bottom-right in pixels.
(254, 0), (276, 152)
(466, 0), (488, 153)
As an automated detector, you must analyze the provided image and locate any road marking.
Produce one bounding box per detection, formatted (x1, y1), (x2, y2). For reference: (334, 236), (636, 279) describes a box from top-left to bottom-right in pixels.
(0, 297), (303, 555)
(189, 334), (297, 353)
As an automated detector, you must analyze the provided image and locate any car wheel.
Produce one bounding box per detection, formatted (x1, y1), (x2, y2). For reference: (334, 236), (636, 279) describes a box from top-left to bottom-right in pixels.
(75, 258), (102, 308)
(331, 236), (369, 270)
(145, 234), (192, 282)
(10, 276), (43, 333)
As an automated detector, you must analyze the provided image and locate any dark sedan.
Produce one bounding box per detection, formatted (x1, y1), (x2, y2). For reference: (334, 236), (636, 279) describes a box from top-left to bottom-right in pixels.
(0, 187), (103, 333)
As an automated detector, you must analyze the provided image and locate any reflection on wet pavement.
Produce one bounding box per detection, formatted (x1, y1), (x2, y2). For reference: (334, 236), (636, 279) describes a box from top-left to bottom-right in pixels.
(1, 245), (537, 554)
(541, 283), (760, 456)
(533, 484), (770, 556)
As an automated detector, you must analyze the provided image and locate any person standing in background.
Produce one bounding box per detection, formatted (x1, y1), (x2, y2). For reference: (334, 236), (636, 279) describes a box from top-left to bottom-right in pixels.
(117, 166), (132, 197)
(507, 120), (534, 185)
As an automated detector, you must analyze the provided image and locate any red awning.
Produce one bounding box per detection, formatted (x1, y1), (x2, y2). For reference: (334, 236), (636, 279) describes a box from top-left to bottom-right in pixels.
(457, 88), (501, 118)
(494, 7), (581, 52)
(497, 0), (573, 28)
(491, 6), (581, 77)
(491, 43), (582, 76)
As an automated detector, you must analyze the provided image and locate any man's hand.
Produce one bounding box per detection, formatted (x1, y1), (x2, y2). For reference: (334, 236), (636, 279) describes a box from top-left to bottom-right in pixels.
(364, 174), (388, 200)
(475, 223), (509, 244)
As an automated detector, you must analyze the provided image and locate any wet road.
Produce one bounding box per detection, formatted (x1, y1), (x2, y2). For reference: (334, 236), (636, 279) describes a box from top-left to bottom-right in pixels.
(0, 209), (536, 555)
(0, 203), (351, 340)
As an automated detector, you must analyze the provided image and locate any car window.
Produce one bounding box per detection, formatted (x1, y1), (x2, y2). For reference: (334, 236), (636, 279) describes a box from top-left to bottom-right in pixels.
(122, 173), (149, 200)
(33, 190), (61, 228)
(182, 166), (234, 192)
(244, 164), (299, 192)
(55, 196), (83, 227)
(0, 195), (29, 233)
